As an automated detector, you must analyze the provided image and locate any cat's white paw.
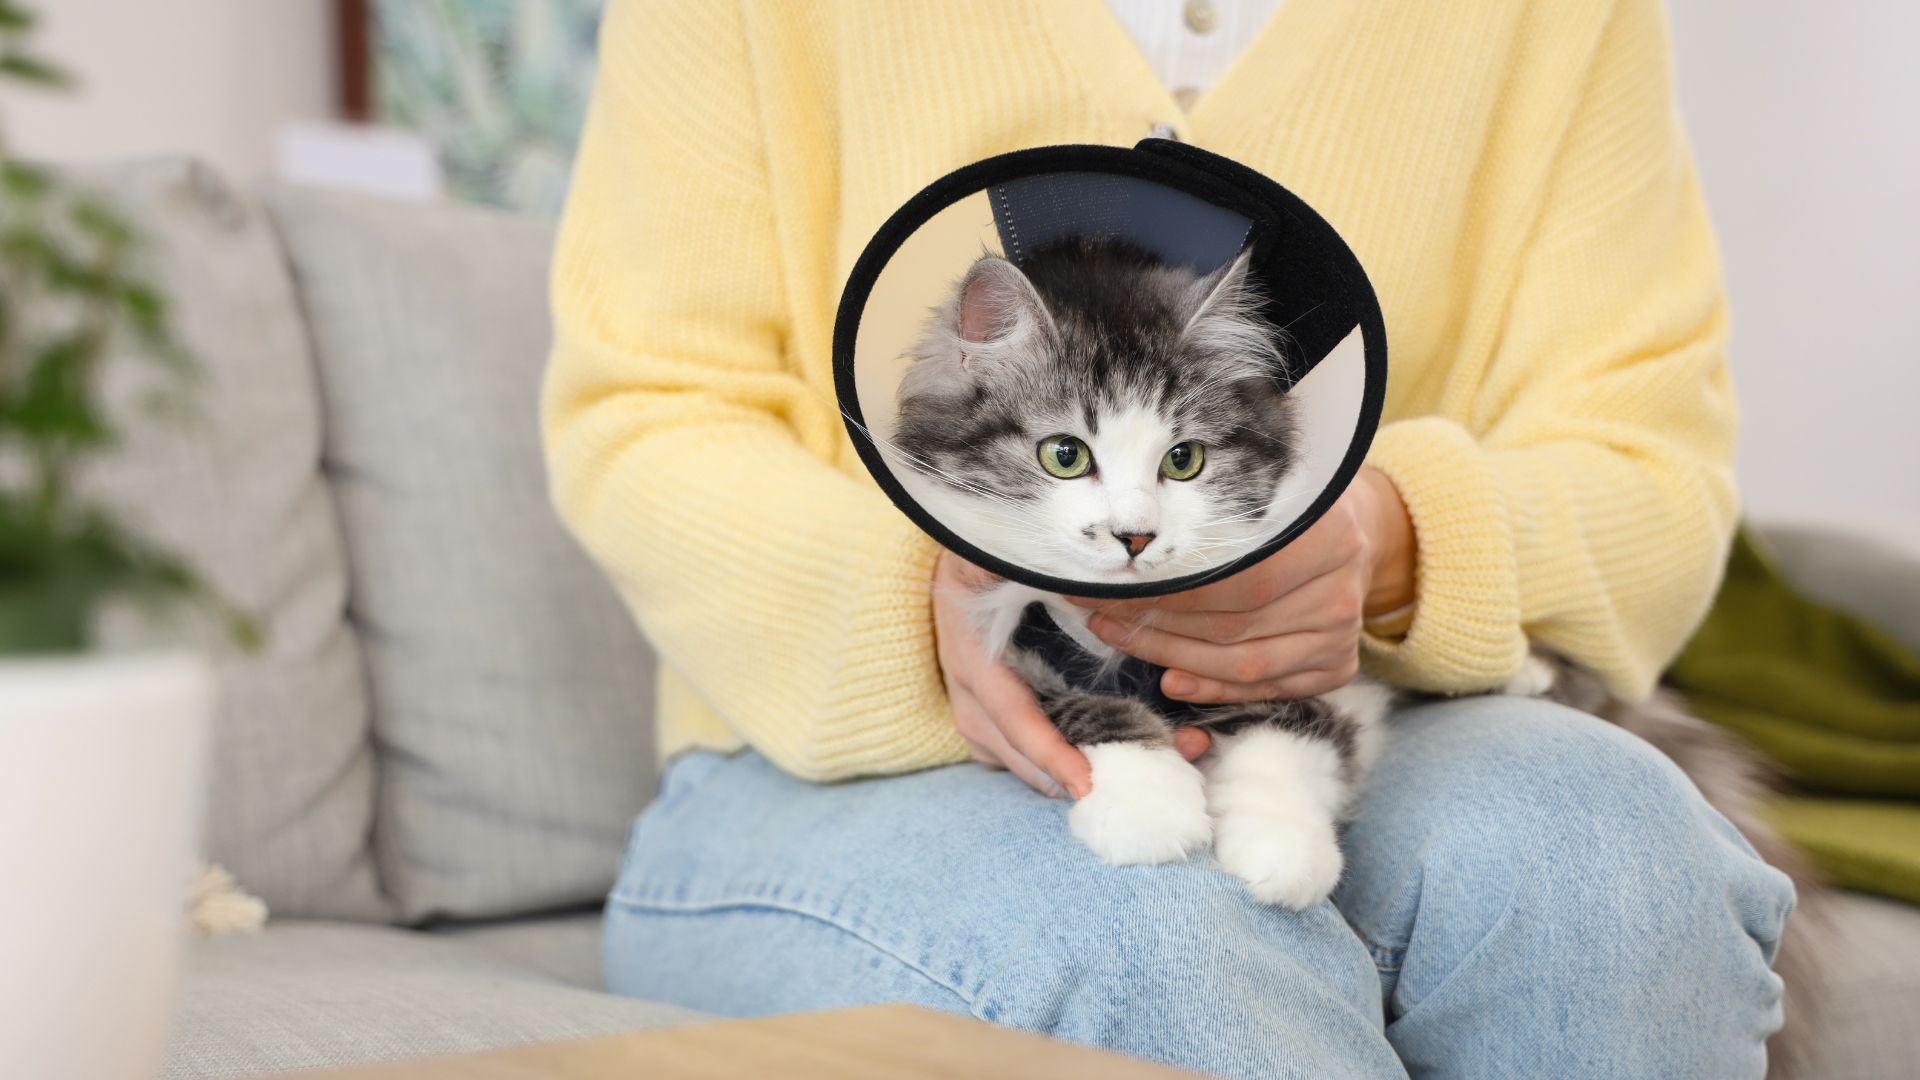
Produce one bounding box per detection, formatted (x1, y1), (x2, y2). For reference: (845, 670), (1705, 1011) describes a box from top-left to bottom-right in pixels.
(1212, 809), (1344, 910)
(1069, 743), (1210, 866)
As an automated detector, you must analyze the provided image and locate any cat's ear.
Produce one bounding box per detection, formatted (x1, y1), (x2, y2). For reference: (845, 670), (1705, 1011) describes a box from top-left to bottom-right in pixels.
(955, 255), (1052, 368)
(1185, 248), (1257, 333)
(1182, 249), (1284, 380)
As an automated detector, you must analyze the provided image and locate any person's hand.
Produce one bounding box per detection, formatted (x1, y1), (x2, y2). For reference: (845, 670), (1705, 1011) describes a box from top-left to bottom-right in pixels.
(932, 550), (1210, 797)
(1072, 467), (1415, 708)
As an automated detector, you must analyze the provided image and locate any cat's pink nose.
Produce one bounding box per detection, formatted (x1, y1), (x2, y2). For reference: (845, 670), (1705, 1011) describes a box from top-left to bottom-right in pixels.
(1114, 531), (1155, 558)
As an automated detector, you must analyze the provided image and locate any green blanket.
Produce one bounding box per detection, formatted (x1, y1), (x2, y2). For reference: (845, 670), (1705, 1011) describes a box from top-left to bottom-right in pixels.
(1666, 528), (1920, 903)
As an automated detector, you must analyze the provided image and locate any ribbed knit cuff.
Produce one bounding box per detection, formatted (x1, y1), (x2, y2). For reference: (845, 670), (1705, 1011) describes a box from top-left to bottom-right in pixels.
(645, 522), (972, 780)
(1360, 417), (1530, 692)
(801, 525), (972, 777)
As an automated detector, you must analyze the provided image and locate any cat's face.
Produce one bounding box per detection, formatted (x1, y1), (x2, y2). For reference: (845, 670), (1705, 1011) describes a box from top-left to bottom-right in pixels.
(891, 238), (1295, 583)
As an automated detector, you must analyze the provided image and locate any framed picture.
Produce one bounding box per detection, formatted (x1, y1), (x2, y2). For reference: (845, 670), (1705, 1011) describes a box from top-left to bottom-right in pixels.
(336, 0), (602, 212)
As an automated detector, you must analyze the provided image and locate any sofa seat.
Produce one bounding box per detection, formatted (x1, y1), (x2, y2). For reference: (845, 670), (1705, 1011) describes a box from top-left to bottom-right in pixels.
(162, 920), (704, 1079)
(164, 893), (1920, 1079)
(427, 909), (609, 991)
(1810, 892), (1920, 1080)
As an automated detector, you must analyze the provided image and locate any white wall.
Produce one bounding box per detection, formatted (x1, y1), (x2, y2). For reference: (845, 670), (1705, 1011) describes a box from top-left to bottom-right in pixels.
(1669, 3), (1920, 534)
(9, 0), (333, 181)
(9, 2), (1915, 530)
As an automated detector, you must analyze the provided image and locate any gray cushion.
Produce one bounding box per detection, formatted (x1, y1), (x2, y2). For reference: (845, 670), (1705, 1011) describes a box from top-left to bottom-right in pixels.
(164, 921), (701, 1079)
(260, 185), (657, 922)
(77, 160), (386, 921)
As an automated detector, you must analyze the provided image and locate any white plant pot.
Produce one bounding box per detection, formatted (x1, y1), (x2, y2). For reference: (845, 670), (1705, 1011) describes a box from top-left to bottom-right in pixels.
(0, 652), (214, 1080)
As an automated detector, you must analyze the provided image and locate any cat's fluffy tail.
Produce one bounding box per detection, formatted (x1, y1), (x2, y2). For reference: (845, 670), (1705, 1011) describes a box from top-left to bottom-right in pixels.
(1538, 657), (1832, 1080)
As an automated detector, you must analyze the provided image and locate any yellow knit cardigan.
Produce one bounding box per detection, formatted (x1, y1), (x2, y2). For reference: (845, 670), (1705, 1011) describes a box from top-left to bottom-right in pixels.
(542, 0), (1737, 780)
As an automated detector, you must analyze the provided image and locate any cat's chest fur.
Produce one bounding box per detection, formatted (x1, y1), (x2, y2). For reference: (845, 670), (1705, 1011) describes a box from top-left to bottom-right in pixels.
(968, 583), (1204, 724)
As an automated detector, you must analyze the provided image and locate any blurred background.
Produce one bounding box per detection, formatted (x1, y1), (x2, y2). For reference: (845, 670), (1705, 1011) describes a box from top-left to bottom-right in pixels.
(12, 0), (1917, 533)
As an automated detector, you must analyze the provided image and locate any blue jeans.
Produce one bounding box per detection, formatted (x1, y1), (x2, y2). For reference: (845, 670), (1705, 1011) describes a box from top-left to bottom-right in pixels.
(603, 697), (1793, 1078)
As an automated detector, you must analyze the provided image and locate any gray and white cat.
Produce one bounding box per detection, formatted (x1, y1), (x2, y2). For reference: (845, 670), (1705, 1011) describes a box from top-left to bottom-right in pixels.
(892, 236), (1390, 909)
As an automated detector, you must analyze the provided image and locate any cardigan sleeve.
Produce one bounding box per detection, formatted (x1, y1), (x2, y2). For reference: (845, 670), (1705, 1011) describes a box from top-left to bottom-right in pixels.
(541, 1), (968, 779)
(1361, 0), (1738, 700)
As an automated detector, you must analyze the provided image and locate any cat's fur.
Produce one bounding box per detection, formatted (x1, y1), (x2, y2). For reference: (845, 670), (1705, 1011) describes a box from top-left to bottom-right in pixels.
(890, 236), (1826, 1073)
(893, 237), (1294, 585)
(894, 236), (1390, 908)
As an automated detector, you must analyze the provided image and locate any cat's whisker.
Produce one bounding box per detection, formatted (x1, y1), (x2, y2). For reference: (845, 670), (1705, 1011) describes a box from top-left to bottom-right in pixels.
(1188, 491), (1306, 532)
(1183, 537), (1265, 557)
(1188, 505), (1273, 530)
(1190, 484), (1313, 526)
(844, 414), (1034, 508)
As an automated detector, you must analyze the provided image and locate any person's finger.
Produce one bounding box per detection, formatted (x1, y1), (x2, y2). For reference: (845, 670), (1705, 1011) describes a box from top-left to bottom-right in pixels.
(952, 687), (997, 761)
(1160, 662), (1358, 705)
(995, 740), (1061, 798)
(971, 662), (1090, 798)
(974, 727), (1062, 798)
(954, 685), (1063, 796)
(1088, 613), (1338, 686)
(1172, 726), (1212, 761)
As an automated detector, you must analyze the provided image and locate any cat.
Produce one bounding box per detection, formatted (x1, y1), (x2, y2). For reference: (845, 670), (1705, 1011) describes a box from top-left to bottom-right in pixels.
(885, 232), (1829, 1073)
(889, 235), (1391, 909)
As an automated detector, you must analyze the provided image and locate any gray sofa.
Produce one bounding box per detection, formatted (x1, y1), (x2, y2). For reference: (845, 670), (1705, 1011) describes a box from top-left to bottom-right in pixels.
(83, 160), (1917, 1079)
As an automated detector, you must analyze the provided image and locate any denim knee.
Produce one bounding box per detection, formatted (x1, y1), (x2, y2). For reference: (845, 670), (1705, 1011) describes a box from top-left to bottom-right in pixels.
(1466, 701), (1793, 925)
(1342, 697), (1796, 1011)
(998, 861), (1393, 1078)
(1374, 698), (1778, 857)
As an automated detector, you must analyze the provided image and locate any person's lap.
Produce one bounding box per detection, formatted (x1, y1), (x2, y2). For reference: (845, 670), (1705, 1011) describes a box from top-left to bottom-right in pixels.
(603, 696), (1792, 1079)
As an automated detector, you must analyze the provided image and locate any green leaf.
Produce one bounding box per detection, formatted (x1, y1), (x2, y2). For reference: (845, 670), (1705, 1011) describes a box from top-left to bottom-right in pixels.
(0, 226), (113, 296)
(2, 336), (113, 448)
(0, 523), (105, 654)
(0, 1), (37, 30)
(119, 281), (190, 365)
(0, 496), (54, 565)
(0, 52), (68, 87)
(69, 198), (134, 248)
(120, 281), (164, 329)
(0, 160), (49, 200)
(0, 224), (60, 267)
(0, 578), (89, 652)
(0, 120), (255, 655)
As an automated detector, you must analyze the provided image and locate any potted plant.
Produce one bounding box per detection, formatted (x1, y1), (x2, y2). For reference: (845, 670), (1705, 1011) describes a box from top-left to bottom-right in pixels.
(0, 5), (253, 1077)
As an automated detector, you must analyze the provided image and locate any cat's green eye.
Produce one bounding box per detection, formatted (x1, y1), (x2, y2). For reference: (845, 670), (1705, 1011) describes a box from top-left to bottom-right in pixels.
(1161, 441), (1205, 481)
(1038, 435), (1093, 479)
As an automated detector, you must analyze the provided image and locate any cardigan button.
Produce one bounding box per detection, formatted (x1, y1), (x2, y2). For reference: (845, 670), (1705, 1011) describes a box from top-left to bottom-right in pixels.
(1183, 0), (1218, 35)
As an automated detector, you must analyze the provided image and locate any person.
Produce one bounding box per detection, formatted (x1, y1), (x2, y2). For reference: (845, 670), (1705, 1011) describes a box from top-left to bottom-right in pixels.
(541, 2), (1793, 1076)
